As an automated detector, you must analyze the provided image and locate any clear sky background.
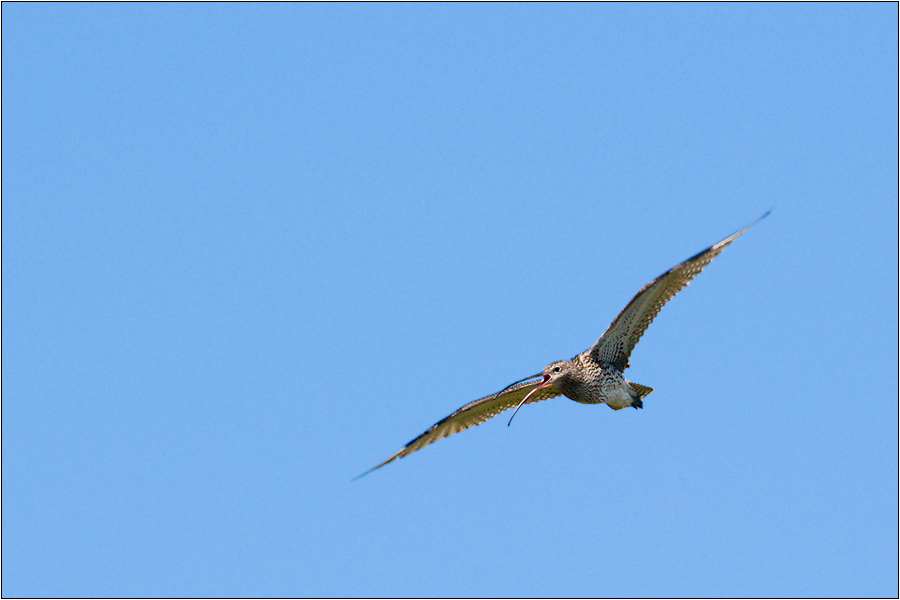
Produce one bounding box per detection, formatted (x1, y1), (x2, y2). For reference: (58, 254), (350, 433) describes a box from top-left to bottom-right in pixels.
(3, 4), (897, 597)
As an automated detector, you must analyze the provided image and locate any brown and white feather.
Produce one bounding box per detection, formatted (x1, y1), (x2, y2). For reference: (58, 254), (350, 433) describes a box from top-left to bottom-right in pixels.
(586, 212), (768, 372)
(356, 380), (561, 478)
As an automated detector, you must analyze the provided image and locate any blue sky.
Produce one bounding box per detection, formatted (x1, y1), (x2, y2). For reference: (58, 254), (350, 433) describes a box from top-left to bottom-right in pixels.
(3, 4), (897, 597)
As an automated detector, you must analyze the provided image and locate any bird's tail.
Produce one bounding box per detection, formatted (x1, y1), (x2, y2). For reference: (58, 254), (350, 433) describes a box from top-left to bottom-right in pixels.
(629, 382), (654, 398)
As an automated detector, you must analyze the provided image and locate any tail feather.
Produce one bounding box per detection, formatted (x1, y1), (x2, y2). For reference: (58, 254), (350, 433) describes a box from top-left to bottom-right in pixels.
(630, 382), (654, 398)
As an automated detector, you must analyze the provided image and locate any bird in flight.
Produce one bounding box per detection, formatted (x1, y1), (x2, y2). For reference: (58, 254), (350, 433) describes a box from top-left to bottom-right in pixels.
(356, 212), (769, 479)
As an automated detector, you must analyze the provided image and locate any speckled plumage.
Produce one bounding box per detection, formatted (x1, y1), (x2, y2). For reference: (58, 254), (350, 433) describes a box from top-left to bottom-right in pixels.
(356, 212), (769, 478)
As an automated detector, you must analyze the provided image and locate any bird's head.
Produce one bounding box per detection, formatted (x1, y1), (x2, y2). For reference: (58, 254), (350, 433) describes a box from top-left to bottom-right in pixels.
(539, 359), (578, 389)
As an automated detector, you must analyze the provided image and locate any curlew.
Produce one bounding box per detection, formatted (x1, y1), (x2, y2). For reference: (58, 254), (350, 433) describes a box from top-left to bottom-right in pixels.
(356, 212), (769, 478)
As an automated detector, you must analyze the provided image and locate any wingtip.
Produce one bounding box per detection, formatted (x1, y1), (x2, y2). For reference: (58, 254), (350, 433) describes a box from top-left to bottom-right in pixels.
(352, 462), (385, 481)
(745, 209), (771, 233)
(352, 448), (405, 481)
(723, 210), (771, 245)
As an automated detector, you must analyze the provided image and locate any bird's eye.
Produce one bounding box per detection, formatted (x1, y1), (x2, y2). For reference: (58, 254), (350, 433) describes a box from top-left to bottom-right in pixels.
(553, 366), (561, 373)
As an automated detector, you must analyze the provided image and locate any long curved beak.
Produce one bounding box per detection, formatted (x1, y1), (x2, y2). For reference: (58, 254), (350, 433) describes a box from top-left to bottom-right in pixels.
(507, 374), (551, 426)
(488, 372), (544, 403)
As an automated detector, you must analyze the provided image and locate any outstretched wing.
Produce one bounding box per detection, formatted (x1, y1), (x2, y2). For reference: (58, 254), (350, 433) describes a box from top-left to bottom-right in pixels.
(587, 212), (769, 372)
(355, 379), (561, 478)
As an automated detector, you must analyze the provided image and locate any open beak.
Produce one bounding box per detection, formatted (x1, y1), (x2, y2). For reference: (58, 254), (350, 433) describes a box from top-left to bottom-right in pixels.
(489, 372), (543, 401)
(507, 374), (551, 426)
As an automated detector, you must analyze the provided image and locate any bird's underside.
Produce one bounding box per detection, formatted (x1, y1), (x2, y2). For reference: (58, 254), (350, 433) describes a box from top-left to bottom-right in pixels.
(356, 211), (769, 479)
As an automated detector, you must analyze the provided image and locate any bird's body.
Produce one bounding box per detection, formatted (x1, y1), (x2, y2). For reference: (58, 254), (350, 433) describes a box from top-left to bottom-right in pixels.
(356, 212), (769, 478)
(537, 356), (650, 409)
